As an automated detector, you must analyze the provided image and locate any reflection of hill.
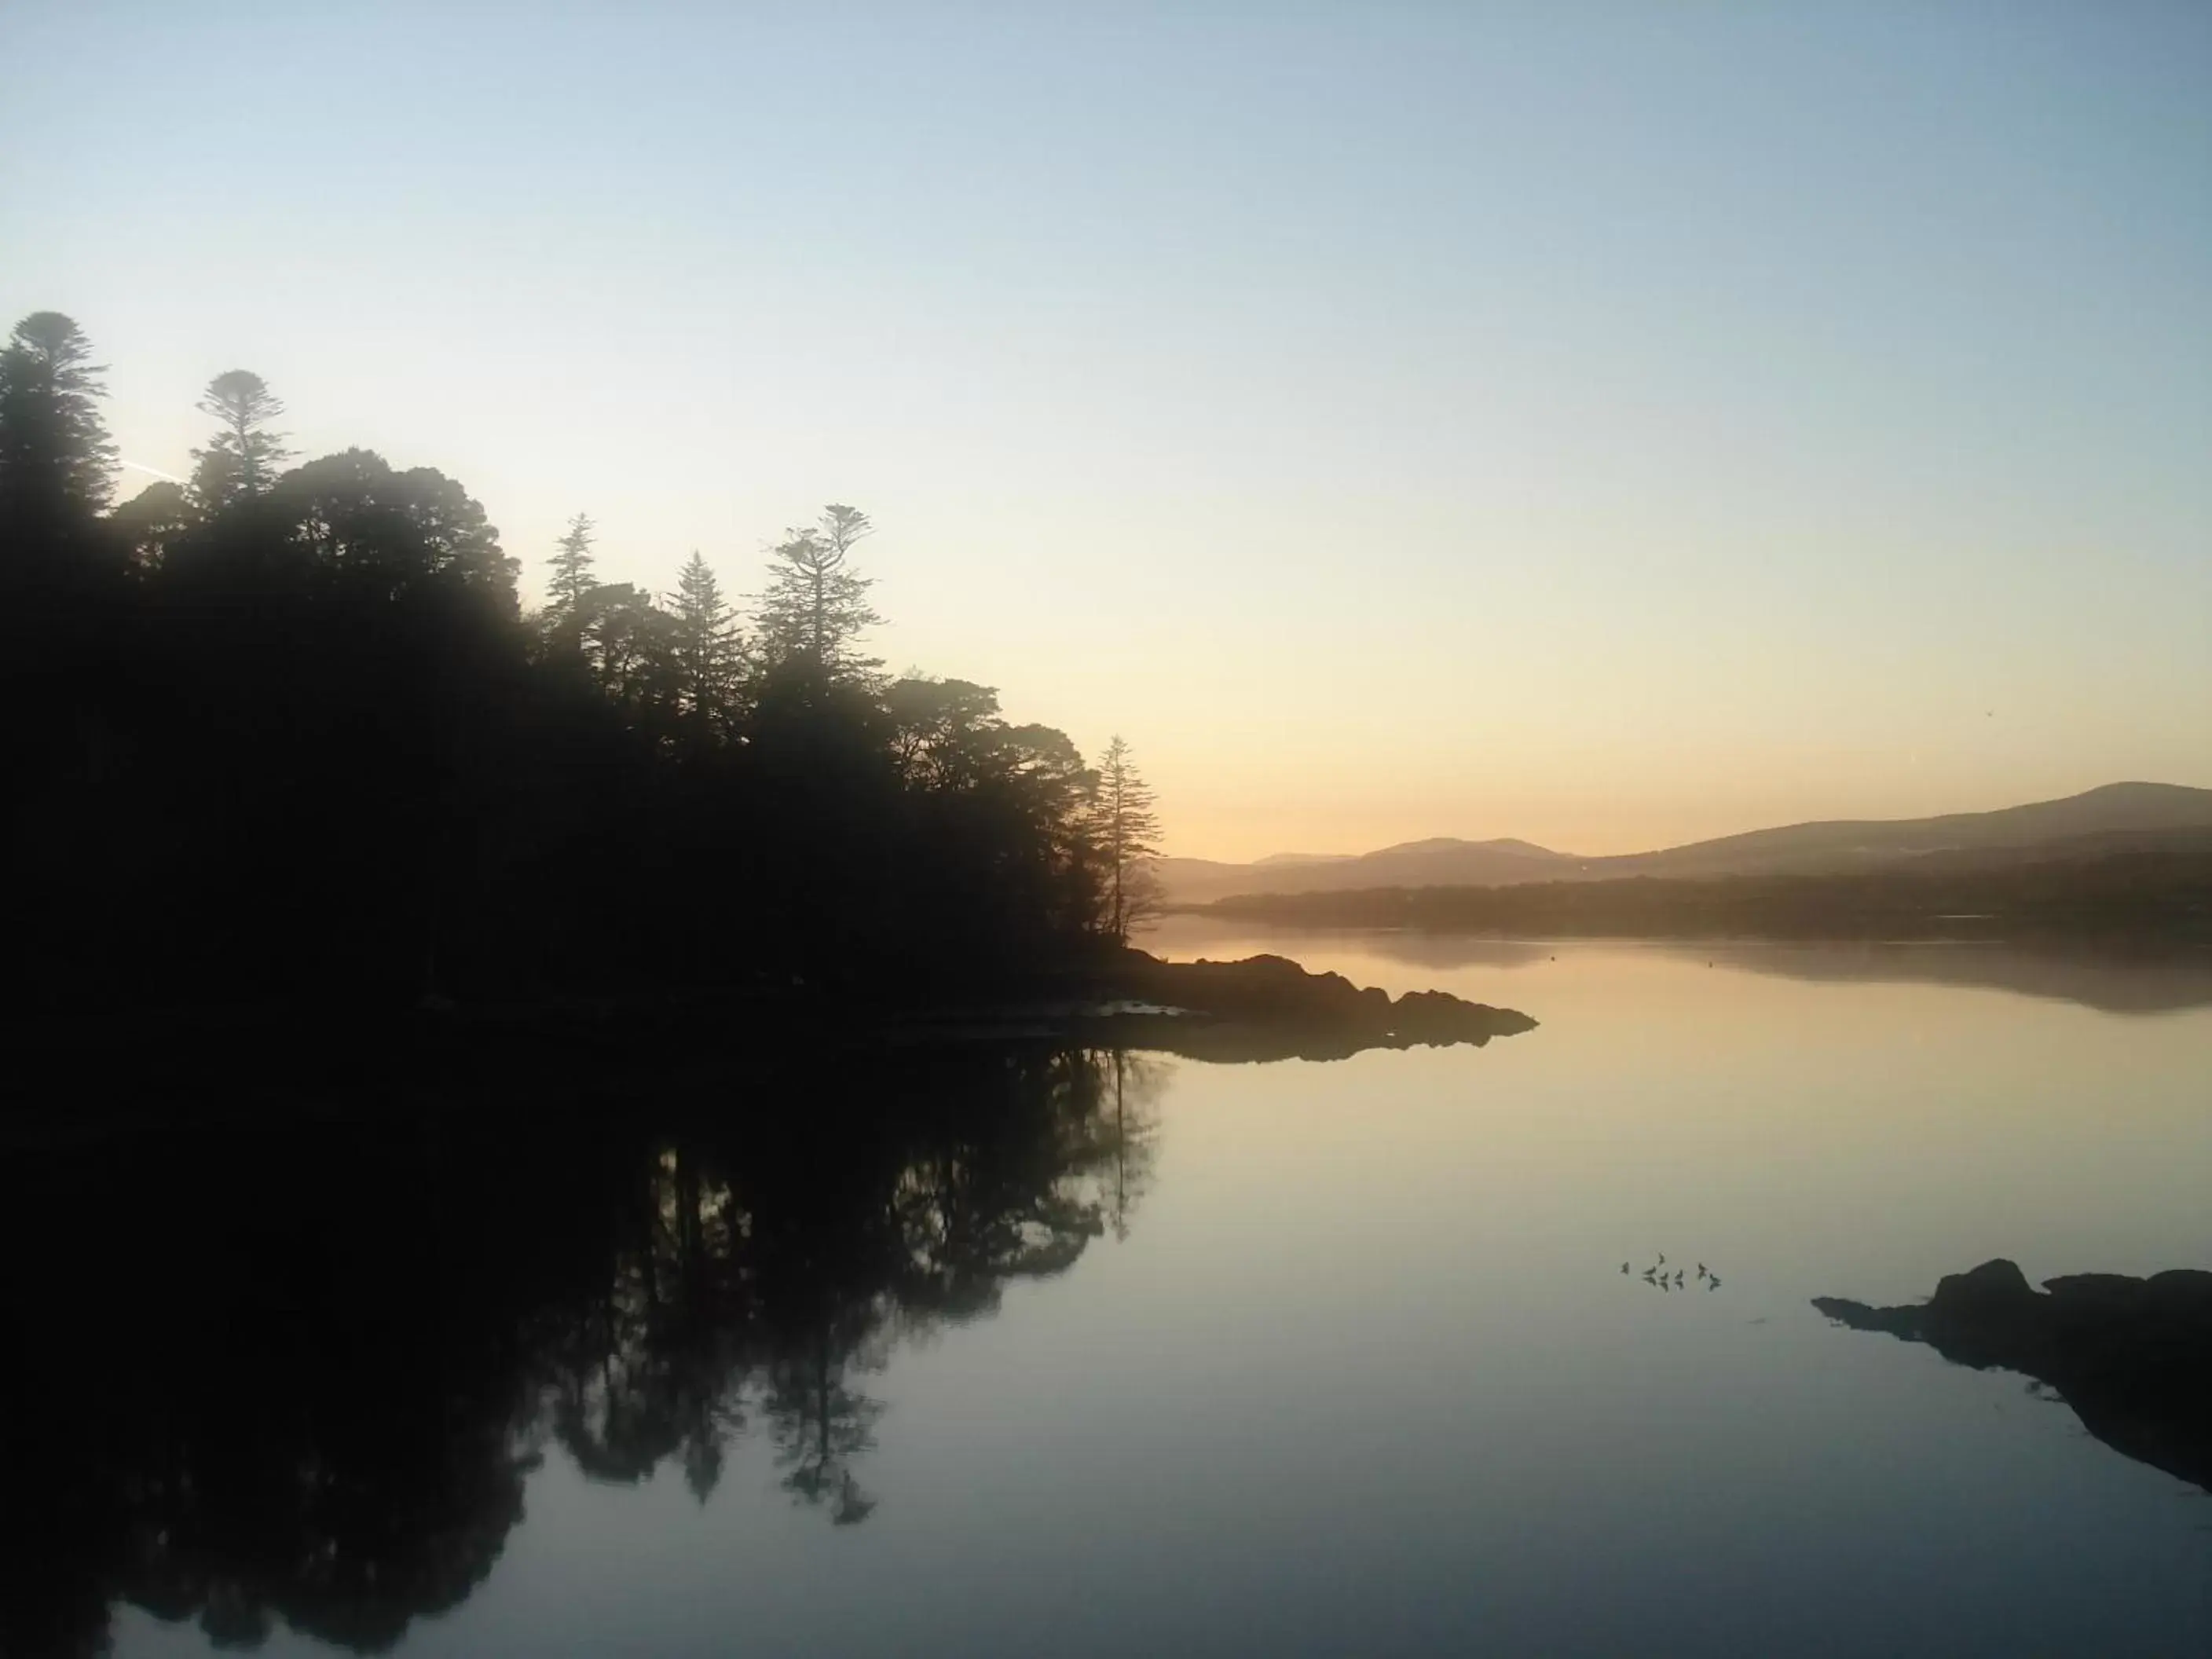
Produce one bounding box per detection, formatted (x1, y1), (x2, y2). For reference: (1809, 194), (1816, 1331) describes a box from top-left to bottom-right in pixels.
(1663, 940), (2212, 1015)
(1193, 837), (2212, 980)
(1816, 1260), (2212, 1493)
(0, 1048), (1163, 1657)
(1148, 920), (2212, 1015)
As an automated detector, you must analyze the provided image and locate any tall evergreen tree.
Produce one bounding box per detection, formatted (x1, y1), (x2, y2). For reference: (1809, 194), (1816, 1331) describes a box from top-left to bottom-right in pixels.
(756, 504), (881, 678)
(1085, 735), (1163, 943)
(0, 310), (119, 528)
(667, 551), (744, 742)
(189, 369), (292, 511)
(547, 512), (598, 620)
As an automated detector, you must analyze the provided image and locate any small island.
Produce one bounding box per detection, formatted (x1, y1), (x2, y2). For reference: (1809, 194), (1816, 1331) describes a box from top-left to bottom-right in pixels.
(889, 948), (1538, 1064)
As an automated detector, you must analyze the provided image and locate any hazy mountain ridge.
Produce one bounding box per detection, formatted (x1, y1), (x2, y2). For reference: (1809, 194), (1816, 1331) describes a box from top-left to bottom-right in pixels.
(1159, 783), (2212, 905)
(1196, 826), (2212, 944)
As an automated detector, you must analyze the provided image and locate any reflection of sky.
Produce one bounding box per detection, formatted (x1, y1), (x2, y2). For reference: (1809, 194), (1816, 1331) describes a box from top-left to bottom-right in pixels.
(113, 945), (2212, 1657)
(7, 5), (2208, 860)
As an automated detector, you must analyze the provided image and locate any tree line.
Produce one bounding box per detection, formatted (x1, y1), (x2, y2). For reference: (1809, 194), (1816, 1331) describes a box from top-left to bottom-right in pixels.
(0, 310), (1165, 1007)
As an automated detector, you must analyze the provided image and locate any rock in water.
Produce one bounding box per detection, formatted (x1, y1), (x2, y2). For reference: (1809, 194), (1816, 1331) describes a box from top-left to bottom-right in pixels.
(1815, 1260), (2212, 1491)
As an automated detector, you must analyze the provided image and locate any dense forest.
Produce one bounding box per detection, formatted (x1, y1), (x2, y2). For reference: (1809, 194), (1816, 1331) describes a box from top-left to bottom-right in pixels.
(0, 312), (1163, 1012)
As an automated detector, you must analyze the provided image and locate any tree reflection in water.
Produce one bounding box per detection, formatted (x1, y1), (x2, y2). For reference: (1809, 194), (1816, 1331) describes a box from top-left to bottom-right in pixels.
(0, 1044), (1165, 1657)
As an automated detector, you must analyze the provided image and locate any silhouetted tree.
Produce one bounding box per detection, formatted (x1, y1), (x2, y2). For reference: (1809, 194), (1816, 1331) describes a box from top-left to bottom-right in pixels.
(271, 447), (518, 601)
(1086, 734), (1163, 942)
(575, 580), (680, 723)
(1000, 723), (1101, 925)
(756, 503), (881, 678)
(667, 551), (744, 744)
(107, 478), (196, 571)
(888, 676), (1009, 789)
(189, 369), (291, 510)
(0, 310), (118, 537)
(546, 511), (598, 622)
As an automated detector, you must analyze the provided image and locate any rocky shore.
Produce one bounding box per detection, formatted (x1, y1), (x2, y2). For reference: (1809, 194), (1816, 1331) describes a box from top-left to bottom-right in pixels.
(888, 949), (1539, 1063)
(1093, 950), (1537, 1060)
(1815, 1258), (2212, 1492)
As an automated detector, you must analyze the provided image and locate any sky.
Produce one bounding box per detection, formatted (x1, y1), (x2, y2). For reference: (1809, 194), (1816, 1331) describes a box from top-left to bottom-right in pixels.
(4, 1), (2206, 861)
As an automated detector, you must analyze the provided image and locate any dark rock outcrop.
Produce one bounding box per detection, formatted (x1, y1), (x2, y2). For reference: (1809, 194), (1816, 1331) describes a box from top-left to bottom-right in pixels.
(1815, 1260), (2212, 1492)
(1095, 951), (1538, 1061)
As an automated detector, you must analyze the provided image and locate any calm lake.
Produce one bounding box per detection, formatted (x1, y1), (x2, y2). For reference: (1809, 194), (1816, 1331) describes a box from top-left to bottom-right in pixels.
(16, 928), (2211, 1658)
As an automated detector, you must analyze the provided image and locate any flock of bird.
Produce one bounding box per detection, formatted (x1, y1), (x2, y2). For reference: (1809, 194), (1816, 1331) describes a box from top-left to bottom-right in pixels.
(1621, 1252), (1721, 1291)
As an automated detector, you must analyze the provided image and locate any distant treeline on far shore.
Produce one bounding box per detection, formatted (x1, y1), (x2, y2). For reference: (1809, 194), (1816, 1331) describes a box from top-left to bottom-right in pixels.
(1190, 831), (2212, 943)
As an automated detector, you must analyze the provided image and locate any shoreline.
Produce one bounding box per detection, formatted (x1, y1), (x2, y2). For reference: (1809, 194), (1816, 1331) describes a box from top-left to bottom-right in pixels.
(0, 948), (1539, 1137)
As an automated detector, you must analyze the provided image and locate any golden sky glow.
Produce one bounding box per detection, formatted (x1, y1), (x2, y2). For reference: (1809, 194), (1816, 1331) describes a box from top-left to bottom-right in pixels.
(5, 5), (2205, 859)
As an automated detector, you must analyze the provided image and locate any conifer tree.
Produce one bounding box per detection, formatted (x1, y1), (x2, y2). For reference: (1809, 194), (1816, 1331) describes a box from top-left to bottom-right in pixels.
(756, 504), (881, 678)
(0, 310), (119, 526)
(667, 550), (745, 742)
(547, 512), (598, 620)
(189, 370), (292, 510)
(1085, 735), (1163, 943)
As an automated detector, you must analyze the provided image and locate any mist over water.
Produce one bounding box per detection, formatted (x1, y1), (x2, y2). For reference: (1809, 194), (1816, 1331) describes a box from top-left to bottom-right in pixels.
(31, 938), (2210, 1659)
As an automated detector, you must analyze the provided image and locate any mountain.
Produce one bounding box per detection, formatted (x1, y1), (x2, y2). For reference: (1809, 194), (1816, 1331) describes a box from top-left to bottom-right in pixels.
(1156, 783), (2212, 905)
(1610, 782), (2212, 881)
(1157, 837), (1576, 906)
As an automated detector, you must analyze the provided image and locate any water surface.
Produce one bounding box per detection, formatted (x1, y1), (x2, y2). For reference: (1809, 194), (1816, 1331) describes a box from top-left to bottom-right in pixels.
(21, 935), (2210, 1658)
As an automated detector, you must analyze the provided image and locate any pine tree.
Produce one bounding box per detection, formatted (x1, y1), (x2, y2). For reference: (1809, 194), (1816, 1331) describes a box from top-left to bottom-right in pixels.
(1085, 735), (1164, 943)
(667, 550), (745, 742)
(756, 504), (882, 678)
(547, 512), (598, 621)
(0, 310), (119, 527)
(189, 370), (292, 511)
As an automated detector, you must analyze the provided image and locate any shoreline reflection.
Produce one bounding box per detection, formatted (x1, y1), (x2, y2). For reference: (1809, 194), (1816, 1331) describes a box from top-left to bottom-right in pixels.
(0, 1046), (1166, 1657)
(1144, 918), (2212, 1014)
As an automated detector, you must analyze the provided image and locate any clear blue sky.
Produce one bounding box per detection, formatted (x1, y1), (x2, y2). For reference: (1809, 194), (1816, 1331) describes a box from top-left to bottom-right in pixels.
(5, 1), (2206, 857)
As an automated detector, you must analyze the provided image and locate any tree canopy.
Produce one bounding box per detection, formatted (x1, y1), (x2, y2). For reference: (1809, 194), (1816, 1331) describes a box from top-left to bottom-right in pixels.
(756, 503), (883, 680)
(0, 310), (1160, 1009)
(190, 368), (291, 510)
(0, 311), (119, 564)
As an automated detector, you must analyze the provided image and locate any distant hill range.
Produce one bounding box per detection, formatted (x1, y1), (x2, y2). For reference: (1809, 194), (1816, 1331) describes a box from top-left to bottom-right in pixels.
(1159, 783), (2212, 906)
